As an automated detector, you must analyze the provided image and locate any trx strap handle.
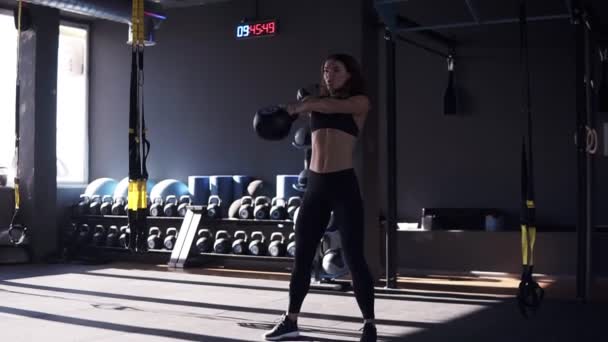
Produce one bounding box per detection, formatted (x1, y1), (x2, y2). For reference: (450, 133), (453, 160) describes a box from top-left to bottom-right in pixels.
(8, 0), (29, 246)
(127, 0), (150, 252)
(518, 0), (544, 317)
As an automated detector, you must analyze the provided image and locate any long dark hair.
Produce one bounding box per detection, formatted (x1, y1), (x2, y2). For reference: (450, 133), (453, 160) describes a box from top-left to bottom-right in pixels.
(318, 53), (366, 98)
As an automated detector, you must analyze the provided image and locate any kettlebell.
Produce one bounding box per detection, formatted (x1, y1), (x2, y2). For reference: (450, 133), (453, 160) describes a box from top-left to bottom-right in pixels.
(149, 197), (164, 217)
(254, 196), (271, 220)
(118, 225), (130, 248)
(100, 195), (114, 216)
(163, 195), (178, 217)
(177, 195), (192, 217)
(238, 196), (254, 219)
(231, 230), (248, 255)
(248, 231), (267, 256)
(92, 225), (107, 246)
(62, 223), (78, 246)
(195, 229), (214, 253)
(207, 195), (222, 219)
(287, 232), (296, 258)
(88, 195), (102, 215)
(214, 230), (232, 254)
(269, 197), (288, 220)
(106, 225), (119, 247)
(111, 196), (126, 215)
(228, 198), (242, 218)
(293, 169), (308, 192)
(253, 105), (296, 141)
(287, 197), (302, 220)
(75, 194), (90, 216)
(268, 232), (286, 257)
(163, 227), (178, 250)
(77, 224), (92, 244)
(147, 226), (162, 250)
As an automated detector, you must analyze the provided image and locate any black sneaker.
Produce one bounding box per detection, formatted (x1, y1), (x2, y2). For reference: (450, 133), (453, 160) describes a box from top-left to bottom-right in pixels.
(360, 322), (377, 342)
(263, 314), (299, 341)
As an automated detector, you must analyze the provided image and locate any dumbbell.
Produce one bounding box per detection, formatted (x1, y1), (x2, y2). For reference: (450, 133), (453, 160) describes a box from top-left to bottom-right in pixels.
(207, 195), (222, 219)
(100, 195), (113, 216)
(111, 196), (126, 215)
(270, 197), (287, 220)
(149, 197), (164, 217)
(268, 232), (286, 257)
(214, 230), (232, 254)
(106, 225), (119, 247)
(287, 232), (296, 257)
(248, 231), (267, 256)
(92, 225), (107, 246)
(118, 225), (130, 248)
(287, 197), (302, 220)
(77, 224), (92, 244)
(195, 229), (214, 253)
(231, 230), (248, 255)
(164, 195), (178, 217)
(75, 194), (90, 216)
(254, 196), (271, 220)
(177, 195), (192, 217)
(238, 196), (254, 219)
(147, 226), (162, 250)
(164, 227), (178, 250)
(88, 195), (102, 215)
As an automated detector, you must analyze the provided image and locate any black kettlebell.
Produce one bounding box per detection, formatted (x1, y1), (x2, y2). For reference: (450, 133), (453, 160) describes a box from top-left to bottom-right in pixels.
(238, 196), (254, 219)
(177, 195), (192, 217)
(293, 169), (308, 192)
(207, 195), (222, 219)
(88, 195), (102, 215)
(287, 197), (302, 220)
(163, 195), (178, 217)
(75, 194), (90, 216)
(287, 232), (296, 258)
(111, 196), (126, 215)
(106, 225), (119, 247)
(254, 196), (271, 220)
(77, 224), (92, 244)
(195, 229), (214, 253)
(62, 223), (78, 246)
(253, 105), (297, 141)
(163, 227), (178, 250)
(118, 225), (130, 248)
(214, 230), (232, 254)
(147, 226), (162, 250)
(231, 230), (248, 255)
(149, 197), (164, 217)
(268, 232), (286, 257)
(92, 225), (107, 246)
(270, 197), (288, 220)
(99, 195), (113, 216)
(248, 231), (267, 256)
(291, 126), (312, 149)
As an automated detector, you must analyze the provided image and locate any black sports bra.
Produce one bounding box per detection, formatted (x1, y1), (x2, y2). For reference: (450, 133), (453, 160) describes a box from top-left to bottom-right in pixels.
(309, 96), (360, 137)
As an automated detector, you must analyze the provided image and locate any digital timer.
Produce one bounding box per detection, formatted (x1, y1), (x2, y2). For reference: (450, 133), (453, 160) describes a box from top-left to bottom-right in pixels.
(236, 19), (278, 39)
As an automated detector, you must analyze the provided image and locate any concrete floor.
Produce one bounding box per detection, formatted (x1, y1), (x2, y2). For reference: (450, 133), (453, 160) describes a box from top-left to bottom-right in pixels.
(0, 262), (605, 342)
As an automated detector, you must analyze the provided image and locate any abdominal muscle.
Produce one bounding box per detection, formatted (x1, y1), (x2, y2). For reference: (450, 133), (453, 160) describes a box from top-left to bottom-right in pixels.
(309, 129), (357, 173)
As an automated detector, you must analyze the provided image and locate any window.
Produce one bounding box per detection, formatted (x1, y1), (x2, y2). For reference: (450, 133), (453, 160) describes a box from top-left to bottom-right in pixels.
(57, 23), (89, 185)
(0, 12), (17, 172)
(0, 13), (89, 185)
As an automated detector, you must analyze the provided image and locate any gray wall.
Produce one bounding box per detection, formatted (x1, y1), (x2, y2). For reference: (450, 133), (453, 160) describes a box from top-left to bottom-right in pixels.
(89, 0), (363, 194)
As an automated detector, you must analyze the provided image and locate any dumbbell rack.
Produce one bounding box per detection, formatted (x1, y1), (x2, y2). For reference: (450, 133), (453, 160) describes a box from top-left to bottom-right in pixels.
(68, 210), (295, 270)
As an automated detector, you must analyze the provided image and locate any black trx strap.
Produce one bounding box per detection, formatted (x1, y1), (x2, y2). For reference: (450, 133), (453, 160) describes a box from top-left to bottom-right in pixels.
(7, 0), (29, 247)
(517, 0), (544, 317)
(127, 0), (150, 252)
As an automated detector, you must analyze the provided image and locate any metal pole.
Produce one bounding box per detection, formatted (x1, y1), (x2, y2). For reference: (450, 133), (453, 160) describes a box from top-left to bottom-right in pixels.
(574, 5), (588, 301)
(397, 14), (570, 33)
(396, 34), (449, 59)
(583, 12), (593, 301)
(384, 27), (398, 289)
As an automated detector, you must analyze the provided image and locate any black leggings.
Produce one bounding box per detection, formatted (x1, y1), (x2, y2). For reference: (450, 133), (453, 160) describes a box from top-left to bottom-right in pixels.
(288, 168), (375, 320)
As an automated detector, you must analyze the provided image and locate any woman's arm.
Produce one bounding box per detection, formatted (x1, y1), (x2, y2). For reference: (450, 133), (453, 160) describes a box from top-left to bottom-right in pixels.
(287, 95), (370, 116)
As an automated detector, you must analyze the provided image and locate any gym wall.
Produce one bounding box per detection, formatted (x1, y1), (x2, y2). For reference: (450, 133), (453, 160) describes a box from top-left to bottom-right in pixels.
(88, 0), (363, 194)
